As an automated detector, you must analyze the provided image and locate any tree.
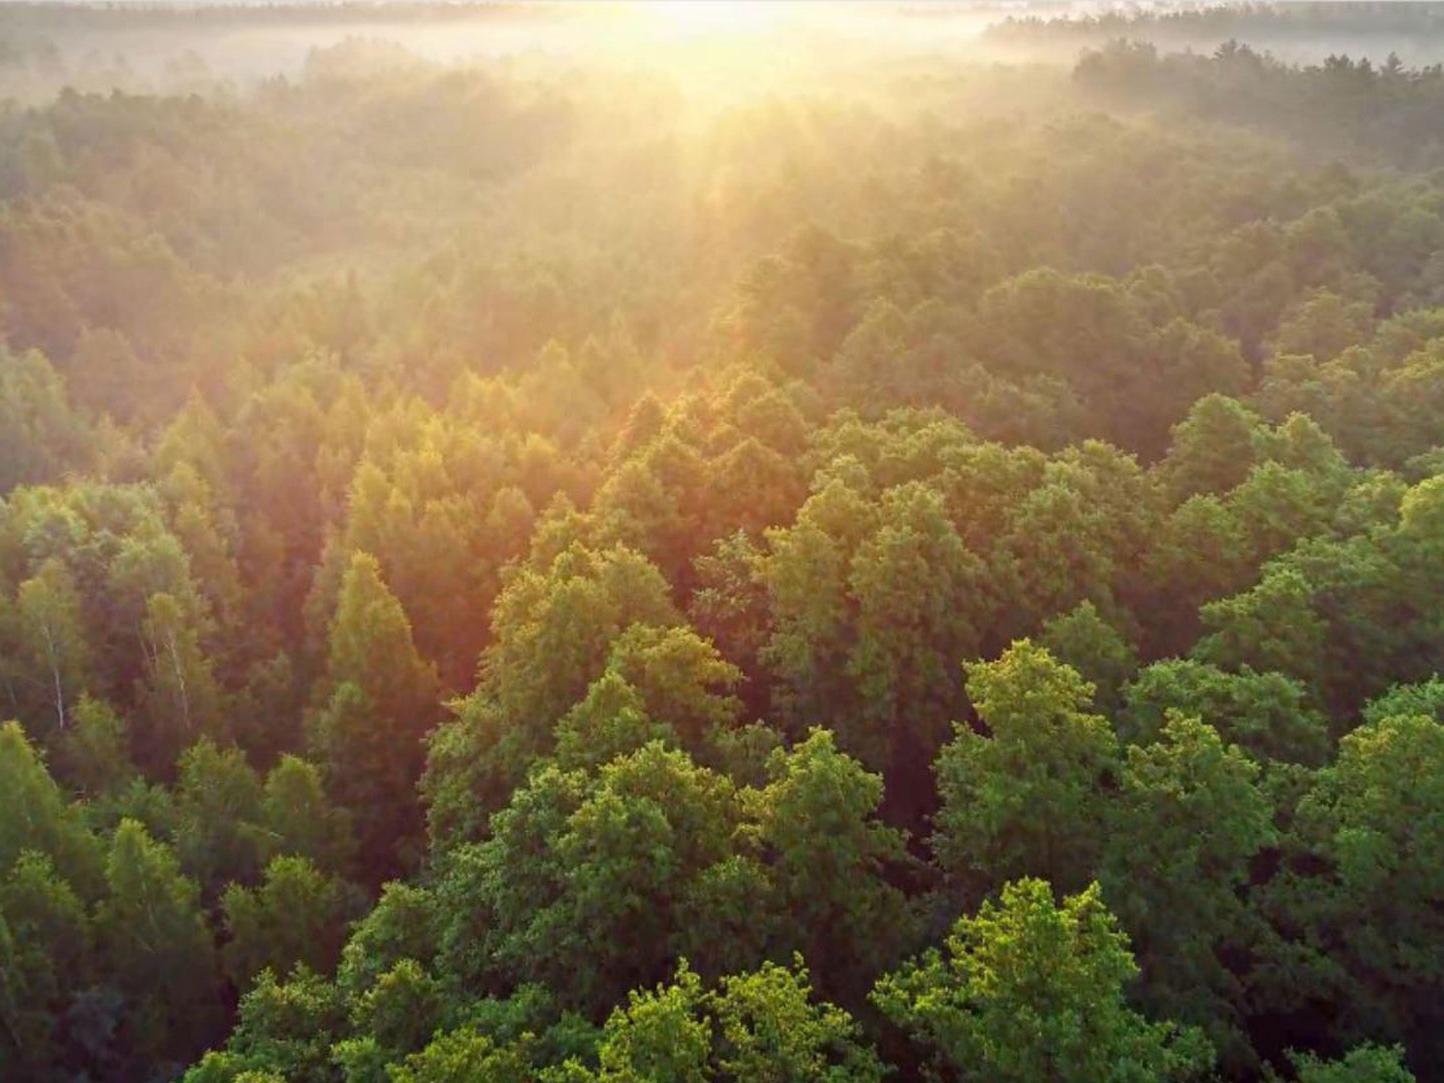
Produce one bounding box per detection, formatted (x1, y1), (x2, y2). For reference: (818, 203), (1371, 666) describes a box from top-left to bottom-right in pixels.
(1270, 291), (1375, 361)
(172, 738), (267, 898)
(0, 721), (103, 898)
(435, 744), (744, 1016)
(0, 348), (93, 491)
(760, 477), (878, 738)
(313, 550), (440, 880)
(1193, 567), (1328, 694)
(604, 624), (743, 752)
(1040, 600), (1138, 715)
(260, 754), (355, 876)
(933, 643), (1118, 896)
(1362, 676), (1444, 726)
(94, 819), (223, 1065)
(345, 957), (447, 1064)
(553, 671), (677, 771)
(0, 852), (93, 1076)
(1121, 660), (1330, 766)
(1101, 714), (1275, 1071)
(1159, 394), (1269, 501)
(12, 557), (90, 737)
(1289, 1043), (1416, 1083)
(184, 965), (349, 1083)
(389, 1028), (537, 1083)
(579, 959), (885, 1083)
(423, 544), (679, 853)
(710, 959), (887, 1082)
(55, 695), (135, 797)
(136, 591), (226, 770)
(746, 729), (915, 1000)
(222, 855), (355, 990)
(478, 543), (677, 742)
(336, 881), (439, 999)
(325, 550), (438, 726)
(1277, 713), (1444, 1061)
(846, 482), (987, 781)
(588, 962), (711, 1083)
(872, 878), (1212, 1082)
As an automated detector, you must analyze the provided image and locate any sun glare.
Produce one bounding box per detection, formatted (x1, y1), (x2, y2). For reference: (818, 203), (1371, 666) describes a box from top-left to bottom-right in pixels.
(640, 0), (785, 38)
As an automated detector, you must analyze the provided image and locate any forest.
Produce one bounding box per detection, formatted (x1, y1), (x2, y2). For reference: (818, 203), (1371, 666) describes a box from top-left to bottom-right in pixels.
(2, 1), (1444, 1080)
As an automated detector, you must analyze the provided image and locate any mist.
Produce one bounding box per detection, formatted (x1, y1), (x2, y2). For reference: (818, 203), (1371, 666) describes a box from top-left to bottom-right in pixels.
(7, 3), (1444, 102)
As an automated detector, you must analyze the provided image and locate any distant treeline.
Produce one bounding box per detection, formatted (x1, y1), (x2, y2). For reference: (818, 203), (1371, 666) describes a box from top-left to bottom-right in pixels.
(1075, 40), (1444, 167)
(987, 2), (1444, 47)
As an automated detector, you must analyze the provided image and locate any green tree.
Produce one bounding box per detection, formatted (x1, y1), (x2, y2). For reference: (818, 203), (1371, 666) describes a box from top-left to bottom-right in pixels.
(1040, 600), (1138, 716)
(846, 482), (987, 780)
(0, 852), (93, 1076)
(435, 744), (744, 1016)
(260, 754), (355, 876)
(12, 557), (90, 737)
(873, 878), (1212, 1082)
(1159, 394), (1269, 502)
(578, 957), (886, 1083)
(604, 624), (743, 752)
(589, 962), (711, 1083)
(136, 591), (226, 768)
(1121, 660), (1330, 766)
(1193, 567), (1328, 694)
(389, 1028), (537, 1083)
(1289, 1043), (1416, 1083)
(0, 721), (102, 897)
(1101, 714), (1275, 1070)
(336, 880), (439, 999)
(313, 550), (439, 880)
(184, 966), (349, 1083)
(553, 671), (676, 771)
(94, 819), (223, 1065)
(933, 643), (1118, 895)
(325, 550), (439, 725)
(746, 729), (915, 1000)
(222, 855), (355, 990)
(172, 738), (267, 898)
(710, 959), (887, 1082)
(1280, 713), (1444, 1060)
(55, 695), (135, 797)
(423, 544), (677, 853)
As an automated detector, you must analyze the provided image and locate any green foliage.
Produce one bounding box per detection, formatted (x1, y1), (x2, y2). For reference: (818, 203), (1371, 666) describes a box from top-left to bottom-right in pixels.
(389, 1028), (537, 1083)
(933, 643), (1118, 895)
(1040, 600), (1139, 715)
(1122, 660), (1330, 766)
(173, 737), (266, 896)
(1276, 713), (1444, 1059)
(55, 695), (135, 797)
(222, 855), (356, 990)
(0, 852), (92, 1075)
(1289, 1043), (1416, 1083)
(95, 818), (223, 1065)
(437, 743), (745, 1016)
(260, 754), (356, 877)
(187, 966), (349, 1083)
(1101, 714), (1275, 1070)
(0, 720), (103, 897)
(746, 729), (916, 999)
(312, 551), (438, 879)
(581, 959), (884, 1083)
(873, 878), (1213, 1082)
(336, 881), (439, 999)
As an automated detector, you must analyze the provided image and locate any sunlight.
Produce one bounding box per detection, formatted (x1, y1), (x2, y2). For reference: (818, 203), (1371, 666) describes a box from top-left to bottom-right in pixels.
(639, 0), (785, 39)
